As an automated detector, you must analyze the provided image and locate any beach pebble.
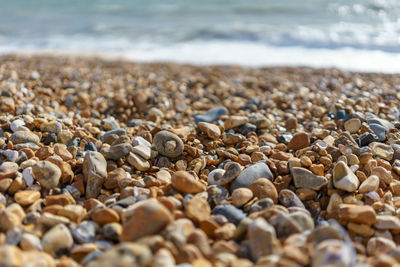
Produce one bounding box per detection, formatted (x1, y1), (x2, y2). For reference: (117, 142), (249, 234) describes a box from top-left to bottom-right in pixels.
(83, 151), (107, 199)
(14, 190), (40, 206)
(278, 189), (305, 208)
(194, 106), (228, 123)
(31, 161), (61, 190)
(198, 122), (221, 139)
(367, 237), (396, 256)
(131, 144), (151, 160)
(287, 132), (310, 150)
(0, 245), (23, 266)
(0, 161), (18, 173)
(10, 119), (25, 132)
(333, 161), (360, 192)
(218, 162), (241, 186)
(171, 171), (205, 194)
(207, 185), (229, 206)
(153, 130), (184, 158)
(344, 118), (361, 133)
(185, 196), (211, 224)
(101, 143), (133, 160)
(224, 116), (248, 129)
(212, 204), (246, 225)
(232, 188), (253, 207)
(374, 215), (400, 230)
(92, 208), (120, 225)
(359, 175), (379, 193)
(339, 204), (376, 225)
(207, 169), (225, 185)
(42, 224), (73, 257)
(132, 136), (151, 147)
(312, 240), (353, 267)
(250, 178), (278, 203)
(127, 152), (150, 171)
(370, 142), (394, 161)
(230, 162), (273, 191)
(291, 167), (328, 190)
(71, 221), (97, 244)
(122, 199), (173, 241)
(248, 217), (279, 261)
(20, 233), (42, 251)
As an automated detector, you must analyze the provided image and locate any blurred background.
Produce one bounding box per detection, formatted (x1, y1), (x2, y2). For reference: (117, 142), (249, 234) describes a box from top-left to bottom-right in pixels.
(1, 0), (400, 72)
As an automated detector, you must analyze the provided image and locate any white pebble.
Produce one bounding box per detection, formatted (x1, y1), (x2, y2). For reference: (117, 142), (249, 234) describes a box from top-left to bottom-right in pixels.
(10, 119), (25, 132)
(133, 136), (151, 147)
(23, 167), (34, 186)
(207, 169), (225, 185)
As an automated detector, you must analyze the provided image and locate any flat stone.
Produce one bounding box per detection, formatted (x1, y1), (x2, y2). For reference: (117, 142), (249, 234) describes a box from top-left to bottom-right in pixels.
(42, 224), (73, 257)
(250, 178), (278, 203)
(367, 237), (396, 256)
(291, 167), (328, 190)
(370, 123), (387, 141)
(0, 245), (23, 267)
(20, 233), (42, 251)
(198, 122), (221, 139)
(338, 204), (376, 225)
(14, 190), (40, 206)
(374, 215), (400, 230)
(224, 116), (248, 129)
(92, 208), (120, 225)
(218, 162), (241, 186)
(10, 131), (39, 144)
(371, 166), (392, 184)
(248, 217), (279, 261)
(194, 106), (228, 124)
(230, 162), (273, 191)
(287, 132), (310, 150)
(207, 169), (225, 185)
(132, 136), (151, 147)
(131, 145), (151, 160)
(100, 128), (126, 142)
(171, 171), (206, 194)
(83, 151), (107, 199)
(127, 152), (150, 171)
(22, 167), (34, 187)
(359, 175), (379, 193)
(71, 221), (97, 244)
(122, 199), (173, 241)
(101, 143), (133, 161)
(212, 204), (246, 225)
(31, 161), (61, 190)
(333, 161), (360, 192)
(278, 189), (305, 208)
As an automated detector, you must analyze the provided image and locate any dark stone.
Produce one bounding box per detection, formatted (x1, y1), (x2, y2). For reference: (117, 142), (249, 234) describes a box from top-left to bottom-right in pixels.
(100, 129), (126, 142)
(84, 142), (97, 152)
(212, 204), (246, 225)
(230, 162), (273, 192)
(194, 106), (228, 124)
(239, 123), (257, 136)
(278, 189), (305, 208)
(360, 133), (375, 147)
(71, 221), (97, 244)
(68, 137), (81, 148)
(369, 123), (387, 142)
(249, 198), (274, 213)
(43, 133), (57, 145)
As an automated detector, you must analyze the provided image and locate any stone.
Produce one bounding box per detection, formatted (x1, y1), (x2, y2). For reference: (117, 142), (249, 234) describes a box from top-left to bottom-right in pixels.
(224, 116), (248, 129)
(22, 167), (34, 187)
(198, 122), (221, 139)
(127, 152), (150, 171)
(185, 196), (211, 224)
(248, 218), (279, 261)
(338, 204), (376, 225)
(207, 169), (225, 185)
(100, 128), (126, 142)
(359, 175), (379, 193)
(131, 145), (151, 160)
(101, 143), (133, 161)
(291, 167), (328, 190)
(121, 199), (173, 241)
(333, 161), (360, 192)
(71, 221), (97, 244)
(218, 162), (241, 186)
(374, 215), (400, 230)
(0, 245), (23, 267)
(250, 178), (278, 203)
(31, 161), (61, 190)
(42, 224), (73, 257)
(344, 118), (361, 133)
(194, 106), (228, 124)
(279, 189), (305, 208)
(101, 223), (122, 241)
(212, 204), (246, 225)
(370, 123), (387, 141)
(53, 144), (73, 161)
(287, 132), (310, 150)
(232, 188), (253, 207)
(207, 185), (229, 206)
(14, 190), (40, 206)
(370, 142), (394, 161)
(87, 243), (152, 267)
(92, 208), (120, 225)
(230, 162), (273, 191)
(312, 240), (354, 267)
(367, 237), (396, 256)
(20, 233), (42, 251)
(153, 130), (184, 158)
(10, 131), (39, 144)
(83, 151), (107, 199)
(132, 136), (151, 147)
(171, 171), (206, 194)
(10, 119), (25, 132)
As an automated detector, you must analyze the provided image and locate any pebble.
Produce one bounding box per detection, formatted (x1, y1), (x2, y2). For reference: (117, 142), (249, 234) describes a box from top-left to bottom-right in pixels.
(9, 131), (40, 144)
(10, 119), (25, 132)
(232, 188), (253, 207)
(153, 130), (184, 158)
(218, 162), (241, 186)
(101, 143), (133, 160)
(122, 199), (173, 241)
(185, 196), (211, 224)
(370, 142), (394, 161)
(207, 169), (225, 185)
(278, 189), (305, 208)
(194, 106), (228, 123)
(31, 161), (61, 189)
(291, 167), (328, 190)
(230, 162), (273, 191)
(71, 221), (97, 244)
(374, 215), (400, 230)
(92, 208), (120, 225)
(212, 204), (246, 225)
(344, 118), (361, 133)
(287, 132), (310, 150)
(42, 224), (73, 257)
(83, 151), (107, 198)
(312, 239), (354, 267)
(171, 171), (206, 194)
(333, 161), (360, 192)
(248, 217), (279, 261)
(358, 175), (379, 193)
(131, 144), (152, 160)
(20, 233), (42, 251)
(250, 178), (278, 203)
(339, 204), (376, 225)
(132, 136), (151, 147)
(224, 116), (248, 129)
(14, 190), (40, 206)
(127, 152), (150, 171)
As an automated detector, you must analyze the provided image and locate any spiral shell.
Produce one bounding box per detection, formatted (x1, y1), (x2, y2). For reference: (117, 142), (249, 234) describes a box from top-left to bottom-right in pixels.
(153, 130), (184, 158)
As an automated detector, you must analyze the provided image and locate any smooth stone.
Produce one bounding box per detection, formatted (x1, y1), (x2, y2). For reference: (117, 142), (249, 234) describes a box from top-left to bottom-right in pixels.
(1, 150), (19, 162)
(291, 167), (328, 190)
(218, 162), (241, 186)
(339, 204), (376, 225)
(359, 175), (379, 193)
(71, 221), (97, 244)
(359, 133), (375, 147)
(374, 215), (400, 230)
(344, 118), (361, 133)
(131, 145), (151, 160)
(20, 233), (42, 251)
(83, 151), (107, 199)
(287, 132), (310, 150)
(100, 129), (126, 142)
(224, 116), (249, 129)
(132, 136), (151, 147)
(153, 130), (184, 158)
(198, 122), (221, 140)
(232, 188), (253, 207)
(230, 162), (273, 192)
(250, 178), (278, 203)
(31, 161), (61, 190)
(367, 117), (394, 131)
(101, 223), (122, 241)
(212, 204), (246, 225)
(0, 162), (18, 173)
(122, 199), (173, 241)
(367, 237), (396, 256)
(248, 217), (279, 261)
(207, 169), (225, 185)
(0, 245), (24, 266)
(127, 152), (150, 171)
(10, 119), (25, 132)
(207, 185), (229, 206)
(14, 190), (40, 206)
(10, 131), (39, 144)
(194, 106), (228, 124)
(171, 171), (206, 194)
(333, 161), (360, 192)
(370, 123), (387, 141)
(249, 198), (274, 213)
(269, 212), (301, 239)
(239, 123), (256, 136)
(222, 133), (246, 145)
(312, 240), (354, 267)
(102, 143), (133, 160)
(278, 189), (305, 208)
(42, 224), (73, 257)
(370, 142), (394, 161)
(84, 142), (97, 152)
(185, 196), (211, 224)
(87, 243), (152, 267)
(40, 121), (62, 133)
(392, 144), (400, 160)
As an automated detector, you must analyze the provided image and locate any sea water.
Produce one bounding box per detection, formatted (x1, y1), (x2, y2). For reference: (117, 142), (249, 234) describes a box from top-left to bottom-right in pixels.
(1, 0), (400, 72)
